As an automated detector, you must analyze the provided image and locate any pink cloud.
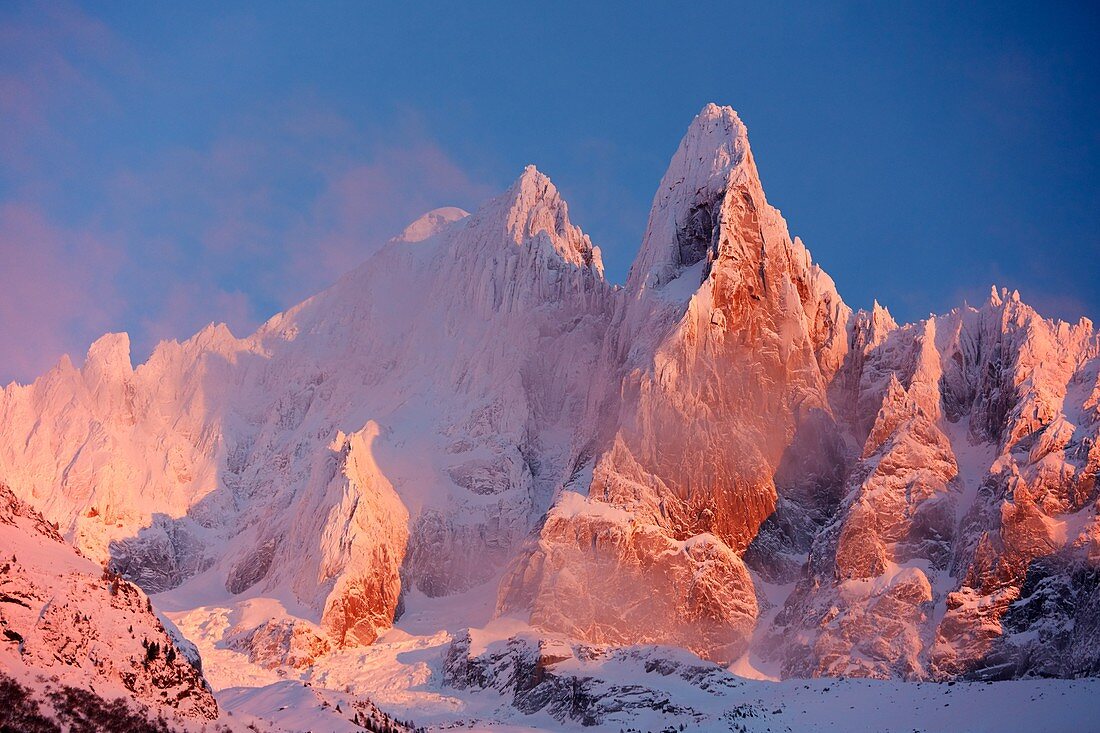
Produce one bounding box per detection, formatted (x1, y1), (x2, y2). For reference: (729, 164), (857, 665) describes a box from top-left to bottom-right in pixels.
(0, 1), (128, 178)
(97, 104), (495, 352)
(0, 202), (123, 383)
(0, 8), (496, 382)
(290, 143), (496, 284)
(136, 284), (257, 353)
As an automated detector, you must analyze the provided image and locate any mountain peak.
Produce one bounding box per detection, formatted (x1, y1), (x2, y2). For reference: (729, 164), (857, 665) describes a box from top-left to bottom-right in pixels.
(513, 163), (550, 189)
(989, 285), (1002, 307)
(627, 103), (759, 290)
(501, 164), (559, 222)
(870, 299), (897, 330)
(694, 102), (748, 134)
(987, 285), (1022, 307)
(680, 103), (752, 173)
(82, 332), (133, 379)
(474, 165), (603, 274)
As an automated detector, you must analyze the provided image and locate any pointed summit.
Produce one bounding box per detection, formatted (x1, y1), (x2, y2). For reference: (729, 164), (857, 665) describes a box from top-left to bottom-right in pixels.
(989, 284), (1003, 307)
(508, 164), (553, 199)
(475, 165), (603, 275)
(870, 299), (898, 332)
(500, 165), (567, 243)
(502, 165), (559, 233)
(675, 104), (755, 186)
(627, 104), (761, 290)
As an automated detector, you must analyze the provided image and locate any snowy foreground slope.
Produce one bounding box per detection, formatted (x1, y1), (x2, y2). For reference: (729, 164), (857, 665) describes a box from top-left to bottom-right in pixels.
(161, 580), (1100, 732)
(2, 104), (1100, 730)
(0, 484), (219, 729)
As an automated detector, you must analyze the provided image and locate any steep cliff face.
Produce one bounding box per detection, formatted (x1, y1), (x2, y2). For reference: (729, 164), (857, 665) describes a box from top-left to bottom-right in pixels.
(929, 295), (1100, 679)
(1, 104), (1097, 686)
(0, 484), (219, 725)
(500, 106), (1099, 677)
(607, 105), (850, 549)
(500, 104), (852, 664)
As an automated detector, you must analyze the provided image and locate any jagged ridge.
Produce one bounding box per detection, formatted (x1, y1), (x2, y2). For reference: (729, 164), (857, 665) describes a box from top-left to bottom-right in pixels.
(0, 104), (1097, 695)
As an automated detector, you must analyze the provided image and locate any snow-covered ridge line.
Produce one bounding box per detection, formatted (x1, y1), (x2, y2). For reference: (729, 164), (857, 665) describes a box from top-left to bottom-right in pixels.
(0, 104), (1097, 733)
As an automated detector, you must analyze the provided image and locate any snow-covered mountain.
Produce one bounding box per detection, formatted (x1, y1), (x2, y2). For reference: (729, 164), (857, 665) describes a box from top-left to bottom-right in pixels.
(1, 103), (1098, 727)
(0, 164), (612, 654)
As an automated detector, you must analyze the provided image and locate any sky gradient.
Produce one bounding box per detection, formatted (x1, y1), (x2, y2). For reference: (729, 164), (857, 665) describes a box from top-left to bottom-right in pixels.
(1, 1), (1098, 384)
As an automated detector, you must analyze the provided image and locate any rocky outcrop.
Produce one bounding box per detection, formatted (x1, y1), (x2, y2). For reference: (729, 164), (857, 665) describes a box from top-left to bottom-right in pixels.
(498, 492), (757, 664)
(225, 619), (331, 669)
(442, 630), (739, 728)
(0, 484), (218, 723)
(764, 290), (1100, 679)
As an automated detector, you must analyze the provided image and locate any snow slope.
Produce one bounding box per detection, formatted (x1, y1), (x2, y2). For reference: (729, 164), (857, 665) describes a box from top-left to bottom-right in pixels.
(0, 483), (219, 728)
(160, 583), (1100, 732)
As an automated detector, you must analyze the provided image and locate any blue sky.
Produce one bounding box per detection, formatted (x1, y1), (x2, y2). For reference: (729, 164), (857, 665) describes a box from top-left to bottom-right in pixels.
(1, 1), (1097, 383)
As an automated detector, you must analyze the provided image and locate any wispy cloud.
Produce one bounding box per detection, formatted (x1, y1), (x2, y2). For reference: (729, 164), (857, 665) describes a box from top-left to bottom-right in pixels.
(286, 141), (496, 284)
(0, 6), (494, 383)
(0, 202), (122, 382)
(98, 103), (495, 358)
(0, 1), (130, 181)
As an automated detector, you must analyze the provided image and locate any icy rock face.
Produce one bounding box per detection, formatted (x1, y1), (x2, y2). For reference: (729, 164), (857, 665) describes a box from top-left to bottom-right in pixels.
(766, 292), (1100, 679)
(295, 425), (408, 647)
(619, 104), (850, 549)
(501, 104), (851, 664)
(928, 296), (1100, 679)
(769, 368), (957, 679)
(0, 484), (218, 722)
(0, 328), (237, 575)
(498, 492), (758, 663)
(225, 618), (331, 669)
